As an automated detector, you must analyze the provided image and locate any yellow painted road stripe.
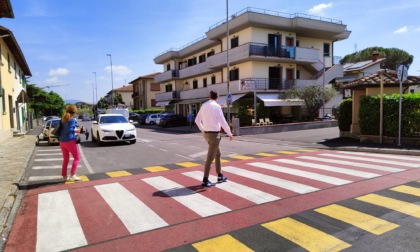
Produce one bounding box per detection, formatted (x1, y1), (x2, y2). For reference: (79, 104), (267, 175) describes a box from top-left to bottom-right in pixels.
(256, 152), (278, 157)
(65, 175), (89, 184)
(262, 217), (351, 252)
(296, 149), (316, 152)
(212, 159), (229, 163)
(390, 185), (420, 197)
(192, 234), (253, 252)
(177, 162), (201, 168)
(276, 151), (298, 155)
(144, 166), (169, 172)
(230, 155), (254, 160)
(106, 171), (132, 177)
(356, 194), (420, 218)
(315, 204), (399, 235)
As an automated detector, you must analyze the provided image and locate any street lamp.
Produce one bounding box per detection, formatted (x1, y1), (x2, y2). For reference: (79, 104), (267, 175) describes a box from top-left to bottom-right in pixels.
(226, 0), (230, 125)
(106, 54), (114, 106)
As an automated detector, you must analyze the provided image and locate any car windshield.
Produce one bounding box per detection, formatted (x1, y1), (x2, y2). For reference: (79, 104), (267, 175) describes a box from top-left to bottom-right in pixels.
(100, 115), (128, 124)
(51, 120), (60, 127)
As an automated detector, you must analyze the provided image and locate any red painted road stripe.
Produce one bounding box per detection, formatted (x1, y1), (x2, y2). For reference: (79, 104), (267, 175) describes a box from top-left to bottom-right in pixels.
(73, 168), (420, 251)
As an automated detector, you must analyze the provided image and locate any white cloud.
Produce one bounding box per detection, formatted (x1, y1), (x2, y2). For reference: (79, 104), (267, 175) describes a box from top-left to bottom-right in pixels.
(46, 76), (58, 84)
(49, 68), (69, 76)
(415, 27), (420, 32)
(308, 3), (333, 16)
(105, 65), (132, 76)
(394, 26), (408, 33)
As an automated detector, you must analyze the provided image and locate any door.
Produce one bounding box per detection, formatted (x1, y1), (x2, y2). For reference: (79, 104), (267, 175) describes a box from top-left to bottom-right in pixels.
(269, 66), (282, 90)
(268, 34), (281, 56)
(285, 69), (294, 89)
(8, 95), (14, 128)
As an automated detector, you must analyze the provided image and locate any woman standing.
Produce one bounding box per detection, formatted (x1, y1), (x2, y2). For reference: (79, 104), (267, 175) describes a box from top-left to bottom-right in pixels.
(59, 104), (82, 181)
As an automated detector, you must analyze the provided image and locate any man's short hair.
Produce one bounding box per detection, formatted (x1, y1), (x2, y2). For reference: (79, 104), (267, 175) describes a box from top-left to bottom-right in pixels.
(209, 90), (218, 100)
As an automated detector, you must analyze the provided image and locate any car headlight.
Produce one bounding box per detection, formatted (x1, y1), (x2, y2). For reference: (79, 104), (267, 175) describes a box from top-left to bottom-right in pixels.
(101, 129), (113, 132)
(126, 128), (135, 132)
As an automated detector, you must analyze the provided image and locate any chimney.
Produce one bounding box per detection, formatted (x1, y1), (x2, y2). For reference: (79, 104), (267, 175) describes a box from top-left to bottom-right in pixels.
(372, 51), (379, 62)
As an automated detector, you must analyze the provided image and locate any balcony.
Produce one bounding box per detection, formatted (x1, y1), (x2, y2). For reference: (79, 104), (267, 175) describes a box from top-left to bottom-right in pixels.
(239, 78), (295, 91)
(154, 70), (179, 83)
(179, 61), (213, 79)
(155, 91), (180, 102)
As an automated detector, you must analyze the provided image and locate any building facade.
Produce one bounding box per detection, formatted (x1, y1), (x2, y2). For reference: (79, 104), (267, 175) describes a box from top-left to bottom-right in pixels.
(153, 7), (351, 123)
(129, 72), (162, 110)
(106, 84), (134, 109)
(0, 23), (32, 142)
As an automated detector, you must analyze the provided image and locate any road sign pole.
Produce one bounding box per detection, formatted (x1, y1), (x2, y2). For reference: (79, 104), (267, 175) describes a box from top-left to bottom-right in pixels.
(397, 65), (408, 147)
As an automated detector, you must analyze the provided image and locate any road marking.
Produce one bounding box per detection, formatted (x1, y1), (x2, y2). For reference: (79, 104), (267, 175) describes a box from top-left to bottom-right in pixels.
(262, 217), (351, 251)
(95, 182), (168, 234)
(28, 175), (63, 181)
(276, 150), (299, 154)
(106, 171), (132, 177)
(193, 234), (253, 252)
(34, 158), (64, 162)
(143, 176), (231, 217)
(337, 151), (420, 162)
(255, 152), (278, 157)
(177, 162), (201, 167)
(277, 158), (382, 177)
(37, 190), (87, 252)
(230, 155), (254, 160)
(356, 194), (420, 218)
(315, 204), (399, 235)
(78, 144), (95, 174)
(297, 156), (403, 173)
(144, 166), (169, 172)
(32, 165), (83, 170)
(183, 171), (280, 204)
(175, 154), (194, 160)
(390, 185), (420, 197)
(36, 153), (62, 156)
(189, 151), (208, 158)
(320, 153), (420, 168)
(248, 162), (352, 185)
(223, 166), (318, 194)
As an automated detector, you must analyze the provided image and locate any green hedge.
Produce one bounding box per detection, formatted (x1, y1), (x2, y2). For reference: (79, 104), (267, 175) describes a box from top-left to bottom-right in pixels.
(359, 93), (420, 137)
(337, 98), (352, 131)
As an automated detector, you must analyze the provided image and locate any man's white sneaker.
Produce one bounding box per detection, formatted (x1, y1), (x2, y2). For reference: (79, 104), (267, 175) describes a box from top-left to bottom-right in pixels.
(70, 175), (81, 181)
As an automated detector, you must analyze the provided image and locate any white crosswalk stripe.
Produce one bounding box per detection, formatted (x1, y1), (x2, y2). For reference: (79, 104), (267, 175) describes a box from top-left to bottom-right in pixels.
(143, 176), (231, 217)
(223, 166), (319, 194)
(183, 170), (281, 204)
(280, 157), (396, 174)
(319, 153), (419, 167)
(95, 182), (168, 234)
(248, 162), (352, 185)
(337, 151), (420, 162)
(37, 190), (87, 252)
(296, 155), (403, 174)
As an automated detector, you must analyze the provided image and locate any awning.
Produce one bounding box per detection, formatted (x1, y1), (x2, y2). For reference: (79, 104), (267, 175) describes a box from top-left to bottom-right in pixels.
(176, 98), (207, 105)
(256, 93), (305, 107)
(16, 90), (30, 103)
(217, 94), (246, 108)
(156, 101), (171, 106)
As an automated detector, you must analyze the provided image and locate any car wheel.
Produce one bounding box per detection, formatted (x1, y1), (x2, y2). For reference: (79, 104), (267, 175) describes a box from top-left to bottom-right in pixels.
(91, 129), (95, 142)
(130, 139), (136, 144)
(97, 132), (103, 146)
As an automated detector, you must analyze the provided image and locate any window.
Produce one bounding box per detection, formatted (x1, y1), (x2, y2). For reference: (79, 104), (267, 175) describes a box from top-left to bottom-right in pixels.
(203, 78), (207, 88)
(231, 37), (239, 49)
(14, 62), (16, 78)
(151, 99), (156, 107)
(207, 50), (214, 57)
(150, 83), (161, 91)
(296, 40), (300, 47)
(323, 43), (330, 57)
(166, 63), (170, 71)
(192, 79), (198, 89)
(7, 53), (10, 71)
(229, 68), (239, 81)
(165, 84), (172, 92)
(211, 75), (216, 84)
(199, 54), (206, 63)
(188, 57), (197, 67)
(1, 89), (5, 112)
(296, 70), (300, 79)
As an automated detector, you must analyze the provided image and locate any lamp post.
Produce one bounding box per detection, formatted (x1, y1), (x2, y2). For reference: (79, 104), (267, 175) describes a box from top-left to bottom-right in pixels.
(106, 54), (114, 106)
(322, 55), (325, 118)
(93, 72), (98, 106)
(226, 0), (230, 125)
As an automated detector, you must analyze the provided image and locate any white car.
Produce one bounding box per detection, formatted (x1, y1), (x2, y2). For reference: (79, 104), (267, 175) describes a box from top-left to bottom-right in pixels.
(41, 118), (81, 145)
(91, 114), (137, 145)
(145, 113), (163, 125)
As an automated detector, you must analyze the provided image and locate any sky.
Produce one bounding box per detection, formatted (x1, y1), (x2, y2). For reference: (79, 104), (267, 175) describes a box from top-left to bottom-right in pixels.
(2, 0), (420, 103)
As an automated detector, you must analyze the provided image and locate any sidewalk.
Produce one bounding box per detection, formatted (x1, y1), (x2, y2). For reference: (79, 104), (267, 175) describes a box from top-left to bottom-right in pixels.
(0, 134), (36, 236)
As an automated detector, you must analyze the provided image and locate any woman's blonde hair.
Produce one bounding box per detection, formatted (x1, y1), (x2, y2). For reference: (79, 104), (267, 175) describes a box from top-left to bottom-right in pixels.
(62, 104), (77, 123)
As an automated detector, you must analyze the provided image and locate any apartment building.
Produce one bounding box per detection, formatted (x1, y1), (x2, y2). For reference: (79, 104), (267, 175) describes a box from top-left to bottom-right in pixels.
(0, 10), (32, 142)
(106, 84), (134, 109)
(153, 7), (351, 123)
(129, 72), (161, 110)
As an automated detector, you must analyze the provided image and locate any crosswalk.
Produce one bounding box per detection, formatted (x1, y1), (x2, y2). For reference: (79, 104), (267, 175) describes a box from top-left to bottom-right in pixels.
(7, 150), (420, 251)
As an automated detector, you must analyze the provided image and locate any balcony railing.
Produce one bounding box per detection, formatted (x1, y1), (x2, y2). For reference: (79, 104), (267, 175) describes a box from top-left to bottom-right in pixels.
(240, 78), (295, 91)
(154, 70), (179, 83)
(249, 43), (295, 58)
(155, 91), (180, 102)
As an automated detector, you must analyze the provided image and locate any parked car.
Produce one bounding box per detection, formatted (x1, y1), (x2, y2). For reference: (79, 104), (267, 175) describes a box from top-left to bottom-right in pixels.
(80, 115), (92, 121)
(145, 113), (164, 125)
(156, 113), (174, 126)
(159, 114), (188, 128)
(42, 118), (81, 145)
(129, 112), (139, 121)
(137, 114), (150, 125)
(91, 114), (137, 145)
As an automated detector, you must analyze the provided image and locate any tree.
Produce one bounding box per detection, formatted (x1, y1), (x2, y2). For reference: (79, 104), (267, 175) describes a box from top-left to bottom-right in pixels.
(340, 47), (413, 70)
(114, 92), (124, 105)
(27, 84), (65, 117)
(284, 85), (336, 121)
(97, 97), (108, 108)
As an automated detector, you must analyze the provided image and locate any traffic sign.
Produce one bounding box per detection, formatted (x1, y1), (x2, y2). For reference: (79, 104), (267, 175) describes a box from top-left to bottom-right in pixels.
(397, 65), (408, 82)
(226, 92), (232, 105)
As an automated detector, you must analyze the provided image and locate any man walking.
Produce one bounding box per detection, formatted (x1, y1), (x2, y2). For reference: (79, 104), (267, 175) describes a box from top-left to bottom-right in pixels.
(195, 90), (233, 187)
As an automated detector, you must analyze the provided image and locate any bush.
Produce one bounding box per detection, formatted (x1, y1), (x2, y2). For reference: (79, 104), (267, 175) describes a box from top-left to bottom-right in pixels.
(337, 98), (352, 131)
